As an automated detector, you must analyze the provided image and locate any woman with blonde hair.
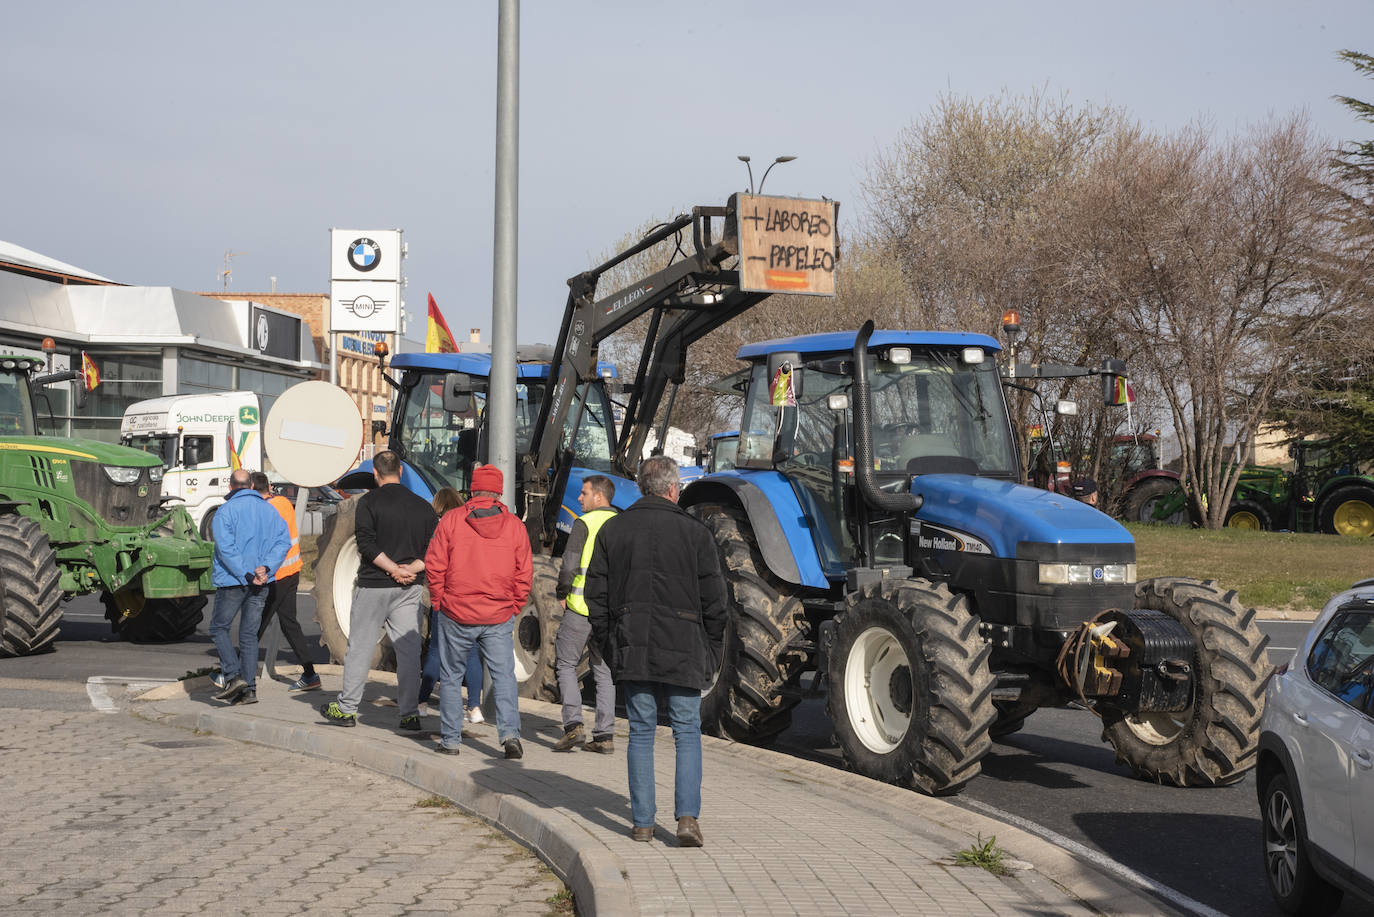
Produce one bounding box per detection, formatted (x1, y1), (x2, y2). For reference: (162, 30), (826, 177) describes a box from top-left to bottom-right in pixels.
(419, 487), (486, 722)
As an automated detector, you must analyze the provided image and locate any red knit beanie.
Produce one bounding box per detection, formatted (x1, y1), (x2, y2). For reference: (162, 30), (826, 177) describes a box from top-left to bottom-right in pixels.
(471, 465), (503, 495)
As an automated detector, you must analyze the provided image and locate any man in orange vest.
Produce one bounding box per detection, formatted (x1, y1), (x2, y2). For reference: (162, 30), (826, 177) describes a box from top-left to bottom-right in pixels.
(251, 472), (320, 691)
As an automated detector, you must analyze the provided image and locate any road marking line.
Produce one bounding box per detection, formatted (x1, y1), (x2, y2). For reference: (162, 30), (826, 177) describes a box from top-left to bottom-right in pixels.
(961, 797), (1231, 917)
(85, 676), (176, 714)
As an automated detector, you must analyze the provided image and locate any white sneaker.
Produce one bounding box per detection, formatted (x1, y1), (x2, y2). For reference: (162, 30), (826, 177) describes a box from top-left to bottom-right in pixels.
(466, 706), (485, 724)
(417, 703), (431, 717)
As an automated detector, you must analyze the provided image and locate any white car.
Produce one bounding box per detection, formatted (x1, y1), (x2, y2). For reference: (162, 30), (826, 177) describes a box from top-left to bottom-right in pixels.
(1258, 577), (1374, 915)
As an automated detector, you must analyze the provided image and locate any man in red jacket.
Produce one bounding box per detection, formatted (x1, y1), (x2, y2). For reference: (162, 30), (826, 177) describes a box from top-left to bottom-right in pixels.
(424, 464), (532, 758)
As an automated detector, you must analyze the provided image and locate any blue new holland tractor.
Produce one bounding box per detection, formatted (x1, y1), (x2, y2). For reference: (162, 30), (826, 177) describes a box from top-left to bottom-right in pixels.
(316, 192), (1270, 796)
(679, 323), (1271, 795)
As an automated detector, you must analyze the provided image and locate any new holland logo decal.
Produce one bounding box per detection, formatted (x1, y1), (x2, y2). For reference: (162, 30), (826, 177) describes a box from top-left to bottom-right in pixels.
(910, 520), (991, 555)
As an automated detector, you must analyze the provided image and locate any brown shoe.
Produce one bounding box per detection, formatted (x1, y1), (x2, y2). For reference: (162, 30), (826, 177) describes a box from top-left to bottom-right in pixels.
(630, 825), (653, 842)
(553, 724), (584, 752)
(583, 735), (615, 754)
(676, 816), (703, 848)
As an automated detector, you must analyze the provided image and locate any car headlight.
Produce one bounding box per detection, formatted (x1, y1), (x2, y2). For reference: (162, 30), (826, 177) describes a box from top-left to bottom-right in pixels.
(103, 466), (142, 485)
(147, 466), (164, 484)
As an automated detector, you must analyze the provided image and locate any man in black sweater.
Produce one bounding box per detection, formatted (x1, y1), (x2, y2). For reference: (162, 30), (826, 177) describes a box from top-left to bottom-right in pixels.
(586, 455), (727, 848)
(321, 450), (438, 730)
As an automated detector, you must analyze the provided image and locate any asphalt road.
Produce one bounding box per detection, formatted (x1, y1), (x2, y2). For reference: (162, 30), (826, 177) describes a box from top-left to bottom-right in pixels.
(4, 603), (1354, 917)
(774, 619), (1368, 917)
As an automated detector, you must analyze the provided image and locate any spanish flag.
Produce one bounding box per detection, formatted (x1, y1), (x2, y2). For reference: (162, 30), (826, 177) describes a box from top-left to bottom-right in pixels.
(426, 294), (458, 353)
(226, 433), (242, 470)
(1111, 376), (1137, 405)
(80, 351), (101, 391)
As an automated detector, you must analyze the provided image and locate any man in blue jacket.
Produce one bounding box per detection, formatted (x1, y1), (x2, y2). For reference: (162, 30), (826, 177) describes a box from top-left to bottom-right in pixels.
(211, 468), (291, 705)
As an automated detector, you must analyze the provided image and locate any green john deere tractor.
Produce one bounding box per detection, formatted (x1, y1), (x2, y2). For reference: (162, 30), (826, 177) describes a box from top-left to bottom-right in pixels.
(0, 355), (213, 657)
(1142, 439), (1374, 536)
(1222, 440), (1374, 536)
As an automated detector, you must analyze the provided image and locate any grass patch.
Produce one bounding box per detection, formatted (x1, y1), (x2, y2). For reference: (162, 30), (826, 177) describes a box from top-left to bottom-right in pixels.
(1129, 524), (1374, 610)
(414, 795), (457, 810)
(544, 887), (575, 915)
(955, 834), (1010, 876)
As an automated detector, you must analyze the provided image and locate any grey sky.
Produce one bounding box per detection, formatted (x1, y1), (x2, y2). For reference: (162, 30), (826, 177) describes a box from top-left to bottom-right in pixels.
(4, 1), (1370, 346)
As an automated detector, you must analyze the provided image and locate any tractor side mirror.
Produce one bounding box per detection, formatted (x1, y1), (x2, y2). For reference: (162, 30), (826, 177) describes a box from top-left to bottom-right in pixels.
(1100, 358), (1129, 406)
(442, 372), (474, 414)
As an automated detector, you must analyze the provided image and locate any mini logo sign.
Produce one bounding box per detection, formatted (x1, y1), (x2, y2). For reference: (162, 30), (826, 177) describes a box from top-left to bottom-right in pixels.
(346, 294), (385, 318)
(239, 406), (259, 426)
(347, 238), (382, 273)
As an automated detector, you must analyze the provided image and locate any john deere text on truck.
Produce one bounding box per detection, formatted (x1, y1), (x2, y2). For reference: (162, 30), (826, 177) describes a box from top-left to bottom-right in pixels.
(120, 391), (265, 538)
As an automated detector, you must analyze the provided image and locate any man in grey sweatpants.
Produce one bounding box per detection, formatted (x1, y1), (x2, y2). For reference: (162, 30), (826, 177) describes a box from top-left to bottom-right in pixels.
(320, 450), (438, 730)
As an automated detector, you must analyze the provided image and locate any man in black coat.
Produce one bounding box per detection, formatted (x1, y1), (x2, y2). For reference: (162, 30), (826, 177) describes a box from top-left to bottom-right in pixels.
(586, 455), (727, 848)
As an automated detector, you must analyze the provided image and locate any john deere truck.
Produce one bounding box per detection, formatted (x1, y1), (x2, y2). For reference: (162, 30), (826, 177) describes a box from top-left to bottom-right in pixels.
(0, 356), (213, 655)
(120, 391), (265, 538)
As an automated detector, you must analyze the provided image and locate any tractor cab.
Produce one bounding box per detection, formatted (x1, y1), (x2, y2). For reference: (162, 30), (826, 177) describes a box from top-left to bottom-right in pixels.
(721, 330), (1016, 575)
(383, 351), (629, 529)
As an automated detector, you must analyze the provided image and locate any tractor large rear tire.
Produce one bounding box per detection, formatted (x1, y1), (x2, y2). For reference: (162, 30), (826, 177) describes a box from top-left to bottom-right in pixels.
(0, 515), (63, 657)
(1126, 478), (1187, 525)
(1101, 577), (1271, 786)
(314, 499), (389, 669)
(1318, 484), (1374, 537)
(826, 578), (995, 796)
(104, 593), (208, 643)
(696, 504), (808, 745)
(513, 556), (564, 701)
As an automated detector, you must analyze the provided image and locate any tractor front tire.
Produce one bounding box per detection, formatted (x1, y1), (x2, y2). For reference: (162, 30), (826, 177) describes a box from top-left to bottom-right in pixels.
(0, 516), (63, 657)
(1318, 485), (1374, 537)
(826, 578), (995, 796)
(105, 593), (208, 643)
(1101, 577), (1271, 786)
(696, 504), (808, 745)
(1225, 500), (1271, 531)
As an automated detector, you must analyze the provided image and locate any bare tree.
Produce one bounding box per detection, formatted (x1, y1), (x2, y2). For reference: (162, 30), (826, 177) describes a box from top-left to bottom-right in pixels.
(1050, 116), (1368, 526)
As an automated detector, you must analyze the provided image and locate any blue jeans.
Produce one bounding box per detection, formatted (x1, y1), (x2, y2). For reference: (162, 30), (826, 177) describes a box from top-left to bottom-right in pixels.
(419, 608), (482, 707)
(436, 614), (520, 748)
(209, 584), (268, 689)
(623, 681), (702, 828)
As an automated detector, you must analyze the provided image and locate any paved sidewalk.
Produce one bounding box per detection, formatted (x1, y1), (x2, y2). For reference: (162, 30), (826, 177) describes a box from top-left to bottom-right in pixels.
(136, 668), (1181, 917)
(0, 704), (564, 916)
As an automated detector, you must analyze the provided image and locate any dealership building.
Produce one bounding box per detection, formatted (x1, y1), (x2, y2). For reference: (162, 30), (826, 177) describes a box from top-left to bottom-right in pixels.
(0, 240), (325, 441)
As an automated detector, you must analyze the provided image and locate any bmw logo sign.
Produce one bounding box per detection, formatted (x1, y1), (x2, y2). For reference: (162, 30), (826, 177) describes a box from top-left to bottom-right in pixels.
(347, 237), (382, 273)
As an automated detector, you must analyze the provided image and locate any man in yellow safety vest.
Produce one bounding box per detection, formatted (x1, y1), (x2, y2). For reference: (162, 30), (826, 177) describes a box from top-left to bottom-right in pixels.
(251, 472), (319, 691)
(553, 475), (619, 753)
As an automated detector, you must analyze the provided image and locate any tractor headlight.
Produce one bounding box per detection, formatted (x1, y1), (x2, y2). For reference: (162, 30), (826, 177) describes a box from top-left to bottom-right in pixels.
(147, 466), (164, 484)
(1038, 563), (1137, 585)
(103, 466), (142, 485)
(1067, 564), (1094, 584)
(1038, 563), (1068, 585)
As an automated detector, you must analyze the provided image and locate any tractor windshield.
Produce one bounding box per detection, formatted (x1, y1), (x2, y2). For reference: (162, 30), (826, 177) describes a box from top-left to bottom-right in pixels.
(394, 370), (616, 492)
(0, 370), (36, 436)
(867, 350), (1017, 476)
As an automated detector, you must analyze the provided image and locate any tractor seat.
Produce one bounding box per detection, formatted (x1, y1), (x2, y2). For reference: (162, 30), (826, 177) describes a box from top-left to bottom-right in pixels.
(897, 432), (978, 476)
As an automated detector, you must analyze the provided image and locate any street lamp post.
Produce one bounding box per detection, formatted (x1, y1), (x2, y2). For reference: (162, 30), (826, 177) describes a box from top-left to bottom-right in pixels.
(737, 155), (797, 193)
